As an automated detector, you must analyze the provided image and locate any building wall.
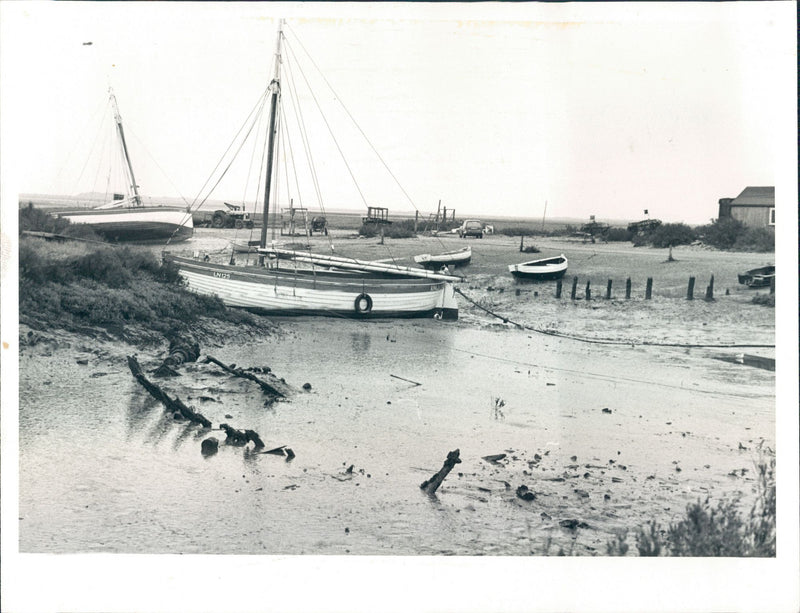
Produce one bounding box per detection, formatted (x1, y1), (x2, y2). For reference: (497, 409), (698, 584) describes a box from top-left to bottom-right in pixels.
(730, 205), (773, 228)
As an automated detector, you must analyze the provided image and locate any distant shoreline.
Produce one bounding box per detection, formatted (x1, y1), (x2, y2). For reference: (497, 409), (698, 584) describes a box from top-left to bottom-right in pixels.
(18, 193), (636, 226)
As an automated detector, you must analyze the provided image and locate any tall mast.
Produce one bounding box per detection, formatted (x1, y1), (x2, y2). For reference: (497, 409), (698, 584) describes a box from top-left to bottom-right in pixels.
(109, 89), (142, 207)
(260, 19), (284, 250)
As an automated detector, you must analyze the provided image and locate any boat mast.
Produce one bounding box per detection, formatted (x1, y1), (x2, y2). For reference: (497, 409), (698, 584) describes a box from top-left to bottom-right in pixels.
(109, 89), (142, 207)
(259, 19), (284, 252)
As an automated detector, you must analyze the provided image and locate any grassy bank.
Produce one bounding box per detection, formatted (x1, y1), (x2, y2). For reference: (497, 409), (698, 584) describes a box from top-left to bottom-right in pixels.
(19, 238), (277, 345)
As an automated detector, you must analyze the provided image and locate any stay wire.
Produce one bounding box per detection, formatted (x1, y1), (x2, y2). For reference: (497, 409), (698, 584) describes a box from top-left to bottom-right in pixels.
(453, 287), (775, 349)
(190, 86), (270, 210)
(284, 24), (447, 255)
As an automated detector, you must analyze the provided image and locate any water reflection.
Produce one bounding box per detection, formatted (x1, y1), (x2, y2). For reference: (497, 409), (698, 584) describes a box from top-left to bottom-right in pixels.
(125, 394), (162, 442)
(171, 421), (209, 451)
(350, 331), (371, 353)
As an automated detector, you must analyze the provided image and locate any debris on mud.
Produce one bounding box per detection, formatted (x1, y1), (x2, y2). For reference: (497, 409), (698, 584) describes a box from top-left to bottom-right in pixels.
(516, 485), (536, 501)
(127, 355), (212, 427)
(205, 355), (294, 400)
(420, 449), (461, 494)
(153, 335), (201, 378)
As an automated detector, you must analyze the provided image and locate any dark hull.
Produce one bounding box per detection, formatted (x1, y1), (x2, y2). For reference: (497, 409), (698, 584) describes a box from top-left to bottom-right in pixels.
(90, 221), (194, 243)
(60, 207), (194, 243)
(738, 266), (775, 287)
(510, 268), (567, 281)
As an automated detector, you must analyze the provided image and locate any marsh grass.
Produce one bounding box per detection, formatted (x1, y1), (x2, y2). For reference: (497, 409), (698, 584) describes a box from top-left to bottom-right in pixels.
(19, 238), (272, 341)
(606, 443), (776, 557)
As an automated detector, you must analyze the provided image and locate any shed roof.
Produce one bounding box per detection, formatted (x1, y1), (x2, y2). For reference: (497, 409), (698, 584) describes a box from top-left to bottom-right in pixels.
(731, 186), (774, 207)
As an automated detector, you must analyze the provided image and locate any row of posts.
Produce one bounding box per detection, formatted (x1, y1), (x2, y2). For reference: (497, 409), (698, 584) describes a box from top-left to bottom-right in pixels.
(552, 275), (722, 301)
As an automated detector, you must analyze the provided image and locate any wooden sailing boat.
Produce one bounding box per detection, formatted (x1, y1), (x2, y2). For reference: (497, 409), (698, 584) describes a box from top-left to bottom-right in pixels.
(59, 90), (194, 243)
(168, 22), (459, 319)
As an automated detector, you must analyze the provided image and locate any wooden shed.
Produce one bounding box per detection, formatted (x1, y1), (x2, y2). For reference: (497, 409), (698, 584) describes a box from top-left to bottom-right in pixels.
(718, 186), (775, 228)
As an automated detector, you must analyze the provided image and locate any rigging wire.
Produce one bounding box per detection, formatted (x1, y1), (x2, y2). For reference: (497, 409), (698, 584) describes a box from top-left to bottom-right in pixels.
(282, 38), (371, 213)
(453, 287), (775, 349)
(284, 23), (424, 215)
(192, 94), (270, 213)
(281, 43), (335, 252)
(124, 124), (191, 207)
(74, 97), (113, 199)
(189, 86), (271, 211)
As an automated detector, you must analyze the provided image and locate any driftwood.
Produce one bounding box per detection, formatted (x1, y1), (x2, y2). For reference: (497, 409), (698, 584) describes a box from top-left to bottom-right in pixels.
(153, 336), (201, 377)
(219, 423), (265, 448)
(205, 355), (293, 398)
(127, 356), (212, 427)
(420, 449), (461, 494)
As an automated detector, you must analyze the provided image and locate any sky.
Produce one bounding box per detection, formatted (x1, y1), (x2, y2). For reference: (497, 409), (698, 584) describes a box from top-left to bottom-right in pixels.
(1, 2), (795, 225)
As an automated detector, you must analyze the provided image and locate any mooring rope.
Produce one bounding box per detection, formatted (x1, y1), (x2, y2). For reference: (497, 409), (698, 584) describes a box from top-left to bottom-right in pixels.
(453, 287), (776, 350)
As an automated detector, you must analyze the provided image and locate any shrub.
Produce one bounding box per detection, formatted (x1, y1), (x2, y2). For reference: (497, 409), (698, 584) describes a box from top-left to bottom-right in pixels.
(698, 217), (743, 249)
(697, 218), (774, 252)
(358, 219), (416, 239)
(734, 226), (774, 252)
(18, 239), (269, 339)
(605, 227), (633, 242)
(649, 223), (696, 248)
(498, 226), (539, 237)
(604, 445), (775, 557)
(19, 204), (102, 240)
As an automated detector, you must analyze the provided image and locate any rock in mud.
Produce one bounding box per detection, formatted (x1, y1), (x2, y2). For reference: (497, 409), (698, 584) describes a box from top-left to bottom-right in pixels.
(516, 485), (536, 501)
(201, 437), (219, 456)
(302, 382), (312, 391)
(559, 519), (590, 530)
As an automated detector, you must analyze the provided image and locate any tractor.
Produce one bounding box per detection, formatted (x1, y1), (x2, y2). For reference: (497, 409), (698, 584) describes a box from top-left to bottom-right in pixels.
(310, 216), (328, 236)
(202, 202), (254, 229)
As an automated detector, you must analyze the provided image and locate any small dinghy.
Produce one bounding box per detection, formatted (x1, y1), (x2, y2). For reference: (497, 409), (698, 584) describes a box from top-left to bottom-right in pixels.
(230, 238), (261, 253)
(737, 265), (775, 288)
(508, 254), (568, 281)
(414, 246), (472, 268)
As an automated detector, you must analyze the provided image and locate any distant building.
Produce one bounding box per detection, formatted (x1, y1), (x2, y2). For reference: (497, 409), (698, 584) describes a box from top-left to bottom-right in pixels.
(718, 186), (775, 228)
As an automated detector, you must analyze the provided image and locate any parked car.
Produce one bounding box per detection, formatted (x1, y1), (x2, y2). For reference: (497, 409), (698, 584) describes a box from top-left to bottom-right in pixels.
(458, 219), (484, 238)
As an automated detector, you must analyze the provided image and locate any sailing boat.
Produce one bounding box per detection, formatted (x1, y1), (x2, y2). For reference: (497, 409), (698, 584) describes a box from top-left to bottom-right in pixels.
(59, 90), (194, 243)
(166, 22), (459, 319)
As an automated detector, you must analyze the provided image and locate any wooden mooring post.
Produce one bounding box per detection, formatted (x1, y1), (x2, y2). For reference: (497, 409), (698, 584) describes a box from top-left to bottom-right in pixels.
(585, 280), (591, 301)
(606, 279), (612, 299)
(645, 277), (653, 300)
(704, 275), (715, 301)
(570, 276), (578, 300)
(555, 279), (563, 299)
(625, 277), (631, 299)
(687, 276), (696, 300)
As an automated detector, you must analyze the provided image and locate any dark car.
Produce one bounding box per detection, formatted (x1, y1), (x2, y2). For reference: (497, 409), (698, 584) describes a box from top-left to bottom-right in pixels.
(458, 219), (484, 238)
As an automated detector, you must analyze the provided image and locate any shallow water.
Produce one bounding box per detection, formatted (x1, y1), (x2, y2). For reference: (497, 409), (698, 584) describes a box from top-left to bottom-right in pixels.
(19, 318), (774, 555)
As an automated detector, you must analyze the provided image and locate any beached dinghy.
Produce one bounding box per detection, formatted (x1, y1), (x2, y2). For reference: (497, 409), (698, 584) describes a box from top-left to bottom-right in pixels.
(737, 265), (775, 288)
(508, 254), (568, 280)
(59, 90), (193, 243)
(414, 246), (471, 268)
(167, 21), (458, 320)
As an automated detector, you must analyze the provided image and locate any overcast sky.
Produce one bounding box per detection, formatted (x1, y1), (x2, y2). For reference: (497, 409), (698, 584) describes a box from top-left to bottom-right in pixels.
(2, 2), (795, 224)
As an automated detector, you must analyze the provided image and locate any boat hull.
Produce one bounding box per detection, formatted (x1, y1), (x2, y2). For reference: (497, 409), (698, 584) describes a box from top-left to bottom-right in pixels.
(414, 247), (472, 268)
(167, 255), (458, 320)
(509, 268), (567, 281)
(508, 255), (568, 281)
(60, 207), (194, 243)
(738, 266), (775, 288)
